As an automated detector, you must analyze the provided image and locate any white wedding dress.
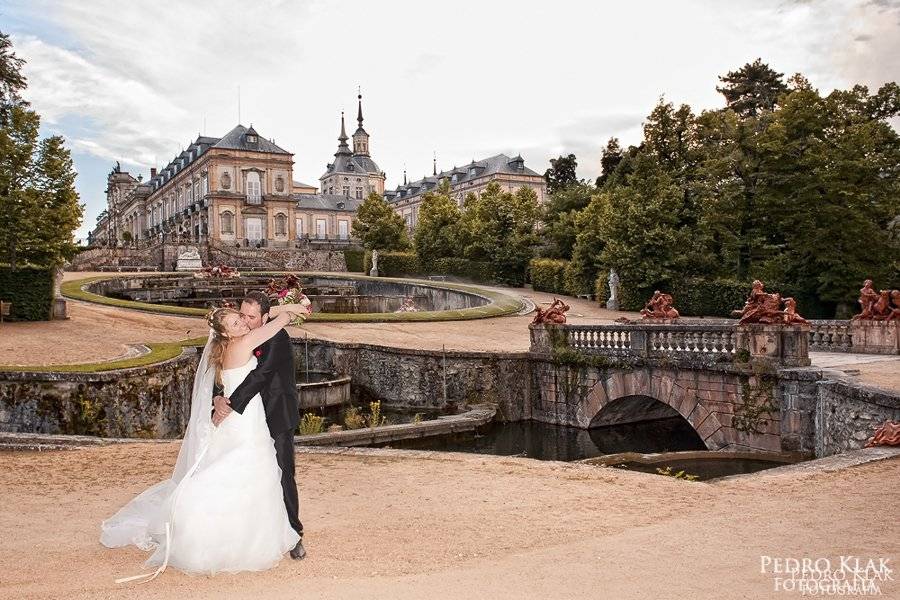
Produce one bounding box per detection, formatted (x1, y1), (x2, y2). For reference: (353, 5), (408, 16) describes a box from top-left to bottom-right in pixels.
(101, 349), (299, 578)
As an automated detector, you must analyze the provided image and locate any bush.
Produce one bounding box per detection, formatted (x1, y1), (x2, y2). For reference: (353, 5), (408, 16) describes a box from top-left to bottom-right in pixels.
(0, 265), (54, 321)
(298, 413), (325, 435)
(430, 257), (494, 283)
(563, 261), (592, 296)
(363, 251), (421, 277)
(343, 248), (365, 273)
(594, 272), (609, 306)
(528, 259), (568, 294)
(669, 278), (749, 317)
(343, 406), (365, 430)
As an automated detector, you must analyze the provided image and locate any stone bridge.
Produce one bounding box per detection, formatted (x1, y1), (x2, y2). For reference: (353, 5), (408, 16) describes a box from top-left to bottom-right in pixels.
(527, 321), (899, 455)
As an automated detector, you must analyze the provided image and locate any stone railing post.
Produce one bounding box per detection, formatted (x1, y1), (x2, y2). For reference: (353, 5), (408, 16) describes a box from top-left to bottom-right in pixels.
(629, 328), (650, 358)
(849, 321), (900, 355)
(529, 323), (562, 354)
(736, 324), (811, 368)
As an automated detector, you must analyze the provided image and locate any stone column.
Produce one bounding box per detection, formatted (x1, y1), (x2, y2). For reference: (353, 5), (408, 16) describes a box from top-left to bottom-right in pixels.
(735, 324), (811, 368)
(51, 266), (69, 320)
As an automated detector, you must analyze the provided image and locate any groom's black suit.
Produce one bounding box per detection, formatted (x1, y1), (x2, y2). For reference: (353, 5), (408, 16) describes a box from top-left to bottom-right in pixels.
(226, 328), (303, 538)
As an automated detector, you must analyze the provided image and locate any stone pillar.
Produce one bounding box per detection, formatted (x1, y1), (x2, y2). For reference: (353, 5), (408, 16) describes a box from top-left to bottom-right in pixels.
(850, 321), (900, 355)
(51, 266), (69, 320)
(529, 323), (558, 354)
(736, 324), (811, 368)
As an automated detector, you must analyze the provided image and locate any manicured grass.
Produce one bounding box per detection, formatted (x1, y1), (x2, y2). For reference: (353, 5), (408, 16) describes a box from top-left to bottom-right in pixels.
(0, 336), (208, 373)
(61, 272), (525, 322)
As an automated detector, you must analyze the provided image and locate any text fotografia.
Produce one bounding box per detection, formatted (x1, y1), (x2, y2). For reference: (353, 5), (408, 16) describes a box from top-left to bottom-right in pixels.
(761, 556), (893, 596)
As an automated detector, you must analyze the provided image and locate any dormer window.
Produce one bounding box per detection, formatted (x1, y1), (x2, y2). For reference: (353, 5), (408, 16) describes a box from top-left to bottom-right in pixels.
(246, 133), (257, 144)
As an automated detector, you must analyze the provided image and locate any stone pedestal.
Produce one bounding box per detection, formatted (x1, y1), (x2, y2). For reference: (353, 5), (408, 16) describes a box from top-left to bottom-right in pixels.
(51, 267), (69, 320)
(176, 246), (203, 271)
(850, 321), (900, 355)
(736, 324), (811, 368)
(529, 323), (559, 354)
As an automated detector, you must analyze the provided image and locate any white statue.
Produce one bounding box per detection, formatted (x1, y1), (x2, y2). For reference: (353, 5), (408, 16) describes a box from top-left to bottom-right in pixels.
(369, 249), (379, 277)
(176, 246), (203, 271)
(606, 269), (620, 311)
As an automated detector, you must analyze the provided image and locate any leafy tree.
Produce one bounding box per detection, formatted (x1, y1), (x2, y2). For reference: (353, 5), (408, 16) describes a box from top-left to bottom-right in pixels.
(716, 58), (788, 117)
(595, 137), (623, 188)
(351, 191), (410, 251)
(0, 32), (82, 269)
(413, 180), (462, 267)
(0, 31), (27, 125)
(460, 182), (539, 285)
(543, 153), (580, 194)
(567, 192), (608, 293)
(541, 181), (594, 258)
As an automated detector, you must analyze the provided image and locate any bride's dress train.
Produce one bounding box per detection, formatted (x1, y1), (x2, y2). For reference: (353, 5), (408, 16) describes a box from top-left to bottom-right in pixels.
(100, 355), (299, 576)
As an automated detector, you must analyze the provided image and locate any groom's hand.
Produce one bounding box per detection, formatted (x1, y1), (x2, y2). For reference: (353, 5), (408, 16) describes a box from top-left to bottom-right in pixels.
(212, 396), (233, 427)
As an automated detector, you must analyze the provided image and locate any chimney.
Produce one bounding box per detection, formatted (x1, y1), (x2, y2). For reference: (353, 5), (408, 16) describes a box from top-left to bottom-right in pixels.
(150, 167), (157, 178)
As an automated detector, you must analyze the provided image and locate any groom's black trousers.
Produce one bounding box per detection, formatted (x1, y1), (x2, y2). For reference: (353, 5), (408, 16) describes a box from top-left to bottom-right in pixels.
(273, 430), (303, 538)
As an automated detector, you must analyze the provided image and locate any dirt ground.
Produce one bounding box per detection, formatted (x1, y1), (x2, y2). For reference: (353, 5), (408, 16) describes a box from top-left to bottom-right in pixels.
(0, 444), (896, 600)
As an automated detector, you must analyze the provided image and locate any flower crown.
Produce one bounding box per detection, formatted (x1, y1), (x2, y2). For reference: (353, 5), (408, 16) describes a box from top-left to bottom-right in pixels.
(205, 307), (231, 328)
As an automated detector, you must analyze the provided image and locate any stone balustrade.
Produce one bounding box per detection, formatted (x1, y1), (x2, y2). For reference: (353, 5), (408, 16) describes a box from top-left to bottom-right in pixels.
(808, 320), (854, 352)
(531, 322), (810, 367)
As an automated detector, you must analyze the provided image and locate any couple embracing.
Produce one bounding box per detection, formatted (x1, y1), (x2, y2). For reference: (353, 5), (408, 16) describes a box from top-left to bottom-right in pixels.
(101, 291), (310, 579)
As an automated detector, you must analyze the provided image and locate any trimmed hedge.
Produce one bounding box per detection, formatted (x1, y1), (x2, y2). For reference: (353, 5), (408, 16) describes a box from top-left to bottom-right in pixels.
(0, 266), (54, 321)
(343, 249), (365, 273)
(528, 259), (569, 294)
(363, 251), (422, 277)
(594, 272), (609, 306)
(430, 257), (494, 283)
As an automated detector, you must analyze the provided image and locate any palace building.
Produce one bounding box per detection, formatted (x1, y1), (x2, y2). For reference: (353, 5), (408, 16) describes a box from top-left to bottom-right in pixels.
(89, 118), (363, 248)
(384, 153), (546, 231)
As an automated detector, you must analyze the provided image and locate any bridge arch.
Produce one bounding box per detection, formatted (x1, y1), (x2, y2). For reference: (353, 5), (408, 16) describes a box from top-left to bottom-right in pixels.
(578, 369), (728, 451)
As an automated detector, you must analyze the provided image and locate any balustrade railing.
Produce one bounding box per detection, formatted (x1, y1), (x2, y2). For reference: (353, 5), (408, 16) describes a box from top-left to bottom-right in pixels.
(808, 320), (853, 352)
(542, 323), (738, 362)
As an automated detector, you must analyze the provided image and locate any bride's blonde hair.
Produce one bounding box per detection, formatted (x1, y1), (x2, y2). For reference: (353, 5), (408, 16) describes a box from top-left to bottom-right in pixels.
(206, 307), (239, 386)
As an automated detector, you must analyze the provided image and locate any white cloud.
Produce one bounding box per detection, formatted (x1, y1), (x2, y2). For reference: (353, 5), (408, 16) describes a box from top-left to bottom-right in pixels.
(5, 0), (898, 241)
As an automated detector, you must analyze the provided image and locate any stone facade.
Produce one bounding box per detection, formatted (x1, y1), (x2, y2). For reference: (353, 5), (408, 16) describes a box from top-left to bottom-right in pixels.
(87, 125), (359, 250)
(814, 379), (900, 456)
(0, 350), (199, 438)
(319, 94), (386, 199)
(384, 154), (547, 232)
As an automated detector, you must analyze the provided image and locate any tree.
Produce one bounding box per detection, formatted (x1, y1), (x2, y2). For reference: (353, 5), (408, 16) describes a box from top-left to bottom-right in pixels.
(351, 191), (410, 251)
(595, 137), (623, 188)
(0, 31), (27, 125)
(0, 32), (82, 269)
(716, 58), (788, 117)
(460, 182), (539, 285)
(413, 180), (462, 267)
(543, 154), (580, 194)
(541, 181), (594, 258)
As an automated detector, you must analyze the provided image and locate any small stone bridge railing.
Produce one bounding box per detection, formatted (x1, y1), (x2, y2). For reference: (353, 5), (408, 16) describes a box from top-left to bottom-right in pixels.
(561, 324), (738, 362)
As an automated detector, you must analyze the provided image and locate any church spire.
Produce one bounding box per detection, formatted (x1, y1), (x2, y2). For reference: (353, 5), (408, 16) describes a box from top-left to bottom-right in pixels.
(433, 151), (437, 176)
(335, 112), (351, 156)
(352, 89), (370, 156)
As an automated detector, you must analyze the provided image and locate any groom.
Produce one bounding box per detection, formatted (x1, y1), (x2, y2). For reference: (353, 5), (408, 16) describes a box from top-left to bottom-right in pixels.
(212, 290), (306, 560)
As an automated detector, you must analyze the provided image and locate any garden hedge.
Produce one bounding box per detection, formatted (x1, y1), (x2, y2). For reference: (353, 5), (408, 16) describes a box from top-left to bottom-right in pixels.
(528, 259), (569, 294)
(343, 249), (365, 273)
(0, 265), (54, 321)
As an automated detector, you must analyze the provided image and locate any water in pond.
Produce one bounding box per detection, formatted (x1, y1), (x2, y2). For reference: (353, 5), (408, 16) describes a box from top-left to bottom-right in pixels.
(381, 418), (789, 480)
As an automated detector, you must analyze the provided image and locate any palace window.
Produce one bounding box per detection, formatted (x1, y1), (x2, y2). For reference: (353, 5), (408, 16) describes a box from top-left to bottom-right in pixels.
(295, 216), (304, 238)
(220, 211), (234, 235)
(274, 213), (287, 236)
(246, 171), (261, 204)
(342, 186), (350, 197)
(356, 187), (362, 199)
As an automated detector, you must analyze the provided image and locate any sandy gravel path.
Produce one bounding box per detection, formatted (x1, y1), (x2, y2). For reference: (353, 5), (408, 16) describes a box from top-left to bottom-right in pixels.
(0, 444), (896, 599)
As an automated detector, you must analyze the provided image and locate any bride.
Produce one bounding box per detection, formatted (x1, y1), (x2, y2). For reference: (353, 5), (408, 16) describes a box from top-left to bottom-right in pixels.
(100, 302), (309, 580)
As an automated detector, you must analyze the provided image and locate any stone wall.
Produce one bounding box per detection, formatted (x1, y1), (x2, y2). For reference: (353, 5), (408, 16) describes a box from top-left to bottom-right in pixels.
(815, 380), (900, 457)
(0, 350), (200, 438)
(294, 338), (532, 420)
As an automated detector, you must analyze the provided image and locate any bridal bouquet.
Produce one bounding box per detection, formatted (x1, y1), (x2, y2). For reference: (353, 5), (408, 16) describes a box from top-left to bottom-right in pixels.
(266, 274), (312, 326)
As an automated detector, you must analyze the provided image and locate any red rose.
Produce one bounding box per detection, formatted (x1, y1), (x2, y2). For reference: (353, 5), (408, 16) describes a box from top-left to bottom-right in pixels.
(278, 288), (290, 299)
(254, 349), (262, 357)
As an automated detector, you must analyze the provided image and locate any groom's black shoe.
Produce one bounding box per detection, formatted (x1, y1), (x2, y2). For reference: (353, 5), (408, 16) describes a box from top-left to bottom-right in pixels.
(290, 539), (306, 560)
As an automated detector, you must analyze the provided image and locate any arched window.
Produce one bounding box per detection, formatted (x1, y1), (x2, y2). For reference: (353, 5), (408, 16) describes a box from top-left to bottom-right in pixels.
(220, 211), (234, 235)
(246, 171), (261, 203)
(274, 213), (287, 235)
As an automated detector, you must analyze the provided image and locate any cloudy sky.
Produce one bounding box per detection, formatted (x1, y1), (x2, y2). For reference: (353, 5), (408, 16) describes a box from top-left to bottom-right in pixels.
(3, 0), (899, 241)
